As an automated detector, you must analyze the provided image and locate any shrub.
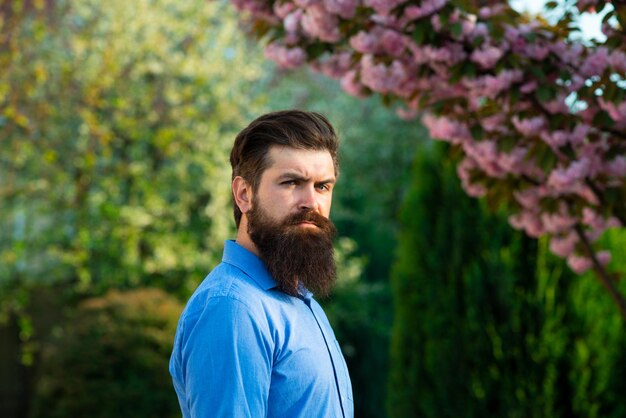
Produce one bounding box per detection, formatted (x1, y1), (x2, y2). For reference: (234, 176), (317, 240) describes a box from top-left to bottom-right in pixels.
(31, 288), (183, 418)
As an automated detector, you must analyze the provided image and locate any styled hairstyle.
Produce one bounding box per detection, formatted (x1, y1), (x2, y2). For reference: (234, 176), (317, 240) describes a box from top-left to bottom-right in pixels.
(230, 110), (339, 228)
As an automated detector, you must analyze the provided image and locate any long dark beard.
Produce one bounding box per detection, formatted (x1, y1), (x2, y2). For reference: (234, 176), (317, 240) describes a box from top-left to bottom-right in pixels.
(247, 205), (337, 298)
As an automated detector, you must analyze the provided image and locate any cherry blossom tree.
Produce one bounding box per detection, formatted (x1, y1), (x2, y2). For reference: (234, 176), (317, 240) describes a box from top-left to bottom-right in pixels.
(227, 0), (626, 318)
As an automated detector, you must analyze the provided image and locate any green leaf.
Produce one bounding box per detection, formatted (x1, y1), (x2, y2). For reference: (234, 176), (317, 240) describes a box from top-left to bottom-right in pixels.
(545, 1), (559, 10)
(463, 61), (477, 78)
(306, 42), (328, 60)
(592, 110), (615, 127)
(536, 86), (555, 102)
(412, 21), (427, 45)
(470, 124), (484, 140)
(450, 22), (463, 38)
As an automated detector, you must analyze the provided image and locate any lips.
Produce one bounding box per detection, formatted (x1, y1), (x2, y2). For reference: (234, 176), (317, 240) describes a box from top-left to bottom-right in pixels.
(297, 221), (319, 228)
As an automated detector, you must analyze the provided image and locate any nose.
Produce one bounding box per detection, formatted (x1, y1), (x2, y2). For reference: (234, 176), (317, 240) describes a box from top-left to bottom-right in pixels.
(298, 184), (318, 211)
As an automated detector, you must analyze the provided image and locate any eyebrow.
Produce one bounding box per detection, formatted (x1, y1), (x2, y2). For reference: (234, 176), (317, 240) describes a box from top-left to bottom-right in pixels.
(277, 172), (336, 184)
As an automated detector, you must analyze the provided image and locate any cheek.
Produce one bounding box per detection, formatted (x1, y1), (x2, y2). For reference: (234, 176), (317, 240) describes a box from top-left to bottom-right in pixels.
(320, 196), (333, 215)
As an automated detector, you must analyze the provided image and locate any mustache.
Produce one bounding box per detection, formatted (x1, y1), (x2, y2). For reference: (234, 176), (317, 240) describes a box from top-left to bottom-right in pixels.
(285, 210), (331, 228)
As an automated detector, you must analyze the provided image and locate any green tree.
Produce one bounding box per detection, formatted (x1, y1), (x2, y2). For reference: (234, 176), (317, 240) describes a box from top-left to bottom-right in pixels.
(389, 141), (626, 417)
(0, 0), (267, 415)
(0, 0), (265, 320)
(390, 141), (548, 417)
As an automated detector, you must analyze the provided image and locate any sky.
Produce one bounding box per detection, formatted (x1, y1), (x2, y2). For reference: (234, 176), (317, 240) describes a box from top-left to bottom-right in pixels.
(509, 0), (610, 41)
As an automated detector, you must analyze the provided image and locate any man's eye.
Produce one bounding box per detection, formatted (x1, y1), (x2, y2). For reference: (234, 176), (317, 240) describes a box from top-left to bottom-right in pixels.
(282, 180), (297, 186)
(317, 183), (329, 191)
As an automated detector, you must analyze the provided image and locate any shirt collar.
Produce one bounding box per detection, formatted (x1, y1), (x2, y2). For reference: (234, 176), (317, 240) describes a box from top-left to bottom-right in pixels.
(222, 240), (278, 291)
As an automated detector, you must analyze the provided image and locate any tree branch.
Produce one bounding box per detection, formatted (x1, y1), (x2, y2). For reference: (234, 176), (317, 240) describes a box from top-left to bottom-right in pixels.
(575, 224), (626, 321)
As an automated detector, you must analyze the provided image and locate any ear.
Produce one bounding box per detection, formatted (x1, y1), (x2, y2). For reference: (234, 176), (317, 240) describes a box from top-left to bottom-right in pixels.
(232, 176), (253, 214)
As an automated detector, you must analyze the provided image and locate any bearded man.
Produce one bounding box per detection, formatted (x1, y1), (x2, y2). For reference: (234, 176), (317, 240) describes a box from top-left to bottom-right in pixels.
(169, 110), (354, 418)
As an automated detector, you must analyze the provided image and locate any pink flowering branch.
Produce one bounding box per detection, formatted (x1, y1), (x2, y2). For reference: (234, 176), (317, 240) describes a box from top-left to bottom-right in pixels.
(228, 0), (626, 318)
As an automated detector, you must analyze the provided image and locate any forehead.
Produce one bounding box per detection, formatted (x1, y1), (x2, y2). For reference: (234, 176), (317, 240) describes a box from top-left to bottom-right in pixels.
(265, 146), (335, 178)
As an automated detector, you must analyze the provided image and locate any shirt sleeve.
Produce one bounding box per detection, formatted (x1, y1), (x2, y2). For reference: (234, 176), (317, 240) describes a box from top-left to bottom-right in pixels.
(181, 296), (273, 418)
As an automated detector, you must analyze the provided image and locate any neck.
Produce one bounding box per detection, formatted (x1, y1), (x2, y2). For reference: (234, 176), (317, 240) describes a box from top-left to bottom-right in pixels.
(235, 217), (259, 256)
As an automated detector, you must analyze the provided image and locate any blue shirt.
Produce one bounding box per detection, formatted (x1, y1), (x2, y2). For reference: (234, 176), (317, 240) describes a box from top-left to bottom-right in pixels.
(170, 240), (353, 417)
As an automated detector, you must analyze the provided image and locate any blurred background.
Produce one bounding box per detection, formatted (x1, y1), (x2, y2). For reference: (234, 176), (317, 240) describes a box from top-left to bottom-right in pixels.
(1, 0), (626, 417)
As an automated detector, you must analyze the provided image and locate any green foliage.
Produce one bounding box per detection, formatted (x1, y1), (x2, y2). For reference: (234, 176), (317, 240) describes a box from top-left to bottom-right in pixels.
(388, 141), (626, 417)
(566, 228), (626, 418)
(30, 288), (183, 418)
(0, 0), (267, 314)
(323, 237), (390, 418)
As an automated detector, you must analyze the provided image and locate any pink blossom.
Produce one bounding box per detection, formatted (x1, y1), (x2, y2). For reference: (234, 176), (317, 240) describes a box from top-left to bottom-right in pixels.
(457, 157), (487, 197)
(597, 251), (612, 266)
(396, 106), (419, 120)
(301, 4), (341, 42)
(284, 9), (303, 33)
(294, 0), (321, 7)
(313, 51), (353, 78)
(340, 69), (367, 97)
(547, 159), (590, 190)
(598, 98), (626, 125)
(380, 29), (408, 57)
(462, 140), (505, 177)
(608, 50), (626, 73)
(574, 184), (600, 206)
(504, 25), (526, 53)
(464, 70), (523, 99)
(264, 43), (307, 68)
(473, 22), (489, 39)
(520, 80), (538, 93)
(417, 43), (467, 66)
(514, 187), (544, 208)
(564, 75), (584, 92)
(324, 0), (358, 18)
(541, 209), (577, 234)
(231, 0), (274, 14)
(523, 43), (550, 60)
(497, 147), (528, 174)
(478, 5), (507, 18)
(470, 45), (504, 69)
(350, 30), (379, 54)
(430, 14), (442, 31)
(570, 124), (590, 146)
(550, 41), (584, 66)
(480, 114), (505, 132)
(540, 130), (569, 149)
(274, 1), (295, 18)
(567, 254), (592, 274)
(234, 0), (626, 277)
(360, 55), (407, 94)
(580, 47), (609, 78)
(606, 156), (626, 177)
(404, 0), (447, 20)
(549, 232), (578, 257)
(422, 114), (471, 144)
(350, 27), (407, 57)
(509, 211), (544, 237)
(461, 17), (477, 38)
(583, 207), (607, 230)
(512, 115), (546, 137)
(542, 93), (570, 114)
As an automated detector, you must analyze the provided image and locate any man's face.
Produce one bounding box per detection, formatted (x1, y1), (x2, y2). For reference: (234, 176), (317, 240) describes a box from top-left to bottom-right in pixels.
(252, 146), (336, 225)
(245, 146), (338, 297)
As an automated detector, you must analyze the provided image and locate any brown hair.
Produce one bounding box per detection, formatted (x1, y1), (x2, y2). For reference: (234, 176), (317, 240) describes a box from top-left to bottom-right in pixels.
(230, 110), (339, 228)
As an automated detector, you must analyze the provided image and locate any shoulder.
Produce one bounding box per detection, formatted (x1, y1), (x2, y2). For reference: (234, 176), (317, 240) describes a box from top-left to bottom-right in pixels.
(182, 262), (262, 319)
